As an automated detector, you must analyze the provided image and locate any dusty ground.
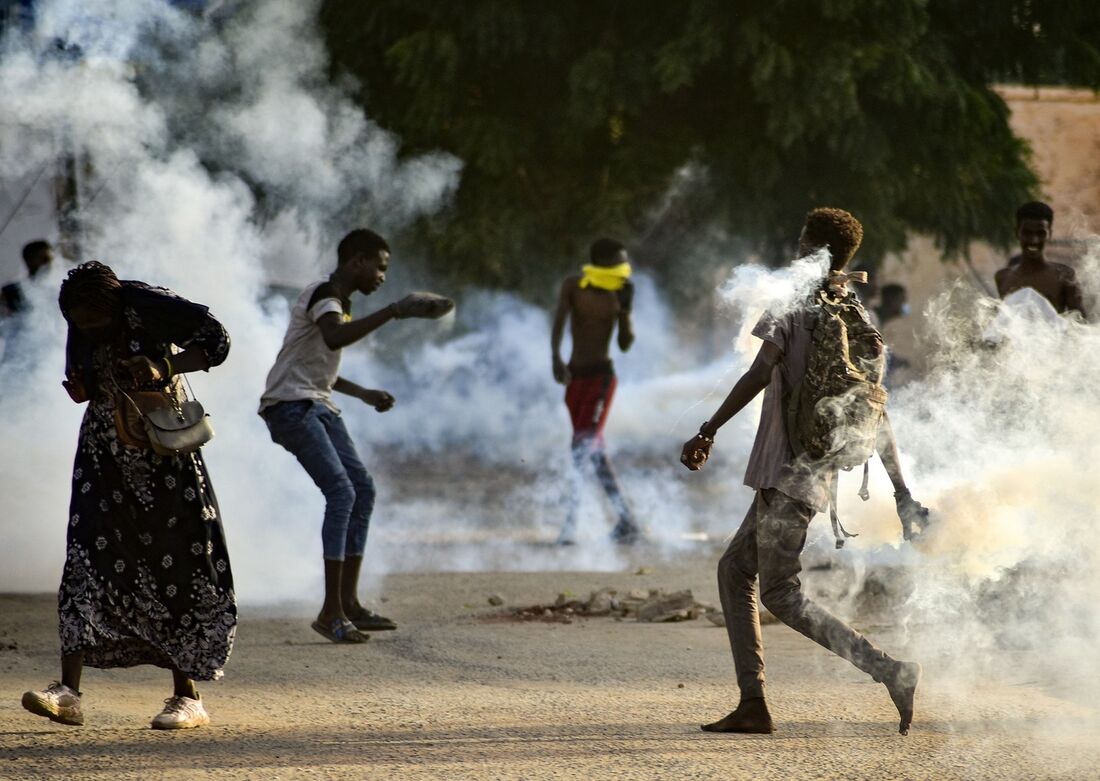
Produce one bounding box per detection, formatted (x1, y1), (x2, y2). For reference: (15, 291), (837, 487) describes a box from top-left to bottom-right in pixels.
(1, 553), (1098, 781)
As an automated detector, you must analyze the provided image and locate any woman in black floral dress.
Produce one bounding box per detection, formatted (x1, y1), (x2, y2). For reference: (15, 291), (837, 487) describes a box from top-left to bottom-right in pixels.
(21, 262), (236, 730)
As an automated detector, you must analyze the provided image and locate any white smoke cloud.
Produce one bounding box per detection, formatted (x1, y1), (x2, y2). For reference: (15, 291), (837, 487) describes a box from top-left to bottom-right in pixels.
(2, 5), (1098, 729)
(0, 0), (756, 604)
(703, 249), (1100, 715)
(814, 247), (1100, 714)
(0, 0), (462, 602)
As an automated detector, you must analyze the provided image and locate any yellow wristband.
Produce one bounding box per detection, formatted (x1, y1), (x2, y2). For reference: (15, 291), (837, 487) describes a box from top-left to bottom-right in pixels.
(162, 356), (174, 378)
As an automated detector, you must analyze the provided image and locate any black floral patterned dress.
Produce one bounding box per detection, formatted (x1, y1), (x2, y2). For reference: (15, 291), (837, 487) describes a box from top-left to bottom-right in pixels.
(59, 282), (236, 680)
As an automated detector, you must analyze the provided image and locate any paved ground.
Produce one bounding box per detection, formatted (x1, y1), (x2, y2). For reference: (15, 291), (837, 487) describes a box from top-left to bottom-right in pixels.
(1, 558), (1097, 780)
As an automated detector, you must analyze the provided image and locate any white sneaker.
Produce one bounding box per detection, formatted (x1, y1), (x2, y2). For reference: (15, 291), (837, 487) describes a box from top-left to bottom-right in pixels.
(150, 695), (210, 730)
(22, 682), (84, 726)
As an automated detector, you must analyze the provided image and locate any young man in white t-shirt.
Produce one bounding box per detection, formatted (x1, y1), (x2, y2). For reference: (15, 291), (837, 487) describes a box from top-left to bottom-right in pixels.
(260, 229), (453, 643)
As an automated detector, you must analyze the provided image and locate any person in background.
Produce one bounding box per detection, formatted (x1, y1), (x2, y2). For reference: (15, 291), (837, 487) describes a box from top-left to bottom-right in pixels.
(875, 283), (913, 387)
(1, 239), (55, 315)
(995, 201), (1086, 317)
(875, 283), (909, 328)
(550, 238), (642, 546)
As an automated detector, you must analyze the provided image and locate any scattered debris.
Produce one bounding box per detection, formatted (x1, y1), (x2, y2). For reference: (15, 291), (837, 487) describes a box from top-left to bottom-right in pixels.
(635, 589), (696, 622)
(492, 605), (572, 624)
(586, 588), (616, 615)
(854, 569), (915, 617)
(634, 567), (651, 576)
(488, 587), (726, 624)
(487, 593), (505, 607)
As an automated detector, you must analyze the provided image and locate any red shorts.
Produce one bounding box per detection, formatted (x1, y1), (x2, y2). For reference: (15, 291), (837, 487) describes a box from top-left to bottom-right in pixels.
(565, 371), (617, 449)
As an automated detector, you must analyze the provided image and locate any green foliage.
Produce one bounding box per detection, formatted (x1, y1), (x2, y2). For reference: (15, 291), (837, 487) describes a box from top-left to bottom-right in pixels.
(319, 0), (1100, 300)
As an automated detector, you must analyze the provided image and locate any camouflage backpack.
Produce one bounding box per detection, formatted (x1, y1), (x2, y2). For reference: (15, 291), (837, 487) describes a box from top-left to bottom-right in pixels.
(787, 284), (888, 545)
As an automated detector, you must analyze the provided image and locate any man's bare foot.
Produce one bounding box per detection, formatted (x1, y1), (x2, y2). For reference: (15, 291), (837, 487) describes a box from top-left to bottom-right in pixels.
(883, 661), (921, 735)
(700, 697), (775, 734)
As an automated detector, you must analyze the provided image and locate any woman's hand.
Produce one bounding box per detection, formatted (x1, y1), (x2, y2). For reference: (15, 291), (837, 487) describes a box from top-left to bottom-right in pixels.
(118, 356), (167, 385)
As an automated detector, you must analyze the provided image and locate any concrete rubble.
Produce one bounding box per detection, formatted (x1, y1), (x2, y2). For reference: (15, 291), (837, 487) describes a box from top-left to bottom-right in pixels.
(491, 587), (751, 624)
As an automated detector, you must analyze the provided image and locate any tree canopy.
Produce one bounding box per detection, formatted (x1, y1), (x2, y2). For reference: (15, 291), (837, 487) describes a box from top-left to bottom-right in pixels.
(319, 0), (1100, 299)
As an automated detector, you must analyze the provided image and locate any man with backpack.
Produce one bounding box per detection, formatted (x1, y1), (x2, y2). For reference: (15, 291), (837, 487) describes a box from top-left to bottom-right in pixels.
(680, 208), (929, 736)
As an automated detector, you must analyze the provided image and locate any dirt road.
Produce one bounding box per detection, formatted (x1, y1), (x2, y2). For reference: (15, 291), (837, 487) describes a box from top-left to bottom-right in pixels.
(1, 557), (1097, 780)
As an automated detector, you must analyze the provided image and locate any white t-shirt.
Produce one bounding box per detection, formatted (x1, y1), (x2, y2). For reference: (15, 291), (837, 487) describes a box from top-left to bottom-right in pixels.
(259, 281), (346, 414)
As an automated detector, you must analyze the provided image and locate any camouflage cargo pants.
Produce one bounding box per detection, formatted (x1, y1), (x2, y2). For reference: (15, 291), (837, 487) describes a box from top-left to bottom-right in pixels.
(717, 488), (896, 699)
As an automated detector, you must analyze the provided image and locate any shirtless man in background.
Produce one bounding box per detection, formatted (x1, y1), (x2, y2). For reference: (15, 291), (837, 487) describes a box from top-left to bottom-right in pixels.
(995, 201), (1087, 317)
(550, 238), (642, 545)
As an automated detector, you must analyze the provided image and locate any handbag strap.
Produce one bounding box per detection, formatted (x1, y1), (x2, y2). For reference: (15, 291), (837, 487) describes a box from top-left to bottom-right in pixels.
(108, 366), (183, 417)
(108, 369), (144, 415)
(179, 367), (198, 403)
(164, 350), (201, 403)
(108, 351), (201, 412)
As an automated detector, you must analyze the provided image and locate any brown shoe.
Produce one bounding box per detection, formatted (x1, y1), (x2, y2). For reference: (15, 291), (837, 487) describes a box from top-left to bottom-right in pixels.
(701, 697), (775, 734)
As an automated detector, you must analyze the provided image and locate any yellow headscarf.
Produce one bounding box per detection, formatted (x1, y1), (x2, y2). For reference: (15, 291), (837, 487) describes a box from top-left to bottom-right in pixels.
(579, 262), (632, 292)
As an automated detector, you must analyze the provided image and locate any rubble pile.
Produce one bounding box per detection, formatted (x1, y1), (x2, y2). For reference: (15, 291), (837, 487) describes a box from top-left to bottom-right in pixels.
(489, 588), (728, 624)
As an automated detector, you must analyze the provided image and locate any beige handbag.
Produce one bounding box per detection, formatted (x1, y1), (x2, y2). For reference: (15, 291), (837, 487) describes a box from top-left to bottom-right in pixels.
(113, 373), (214, 456)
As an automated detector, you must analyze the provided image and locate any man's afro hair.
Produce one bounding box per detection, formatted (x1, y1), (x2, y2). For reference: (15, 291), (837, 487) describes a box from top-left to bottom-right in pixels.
(803, 208), (864, 270)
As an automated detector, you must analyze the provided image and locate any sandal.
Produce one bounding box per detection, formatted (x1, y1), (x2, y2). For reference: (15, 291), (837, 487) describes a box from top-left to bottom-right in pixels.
(311, 617), (368, 644)
(346, 606), (397, 632)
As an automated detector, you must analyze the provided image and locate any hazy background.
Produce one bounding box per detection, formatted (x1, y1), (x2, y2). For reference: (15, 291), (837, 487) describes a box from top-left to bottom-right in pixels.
(0, 0), (1098, 717)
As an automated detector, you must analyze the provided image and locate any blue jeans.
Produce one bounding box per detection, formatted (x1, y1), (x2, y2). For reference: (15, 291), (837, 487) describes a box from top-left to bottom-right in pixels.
(262, 400), (375, 561)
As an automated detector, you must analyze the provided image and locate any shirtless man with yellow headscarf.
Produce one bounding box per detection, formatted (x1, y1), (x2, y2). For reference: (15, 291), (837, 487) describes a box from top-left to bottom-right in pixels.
(550, 238), (642, 545)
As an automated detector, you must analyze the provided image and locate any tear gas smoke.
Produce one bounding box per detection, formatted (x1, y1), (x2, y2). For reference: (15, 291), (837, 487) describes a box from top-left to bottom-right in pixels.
(712, 246), (1100, 731)
(822, 247), (1100, 715)
(0, 0), (751, 602)
(0, 0), (463, 601)
(1, 7), (1099, 727)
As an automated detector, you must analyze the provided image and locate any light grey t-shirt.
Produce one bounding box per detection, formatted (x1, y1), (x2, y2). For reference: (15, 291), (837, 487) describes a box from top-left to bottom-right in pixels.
(743, 308), (832, 513)
(259, 281), (346, 414)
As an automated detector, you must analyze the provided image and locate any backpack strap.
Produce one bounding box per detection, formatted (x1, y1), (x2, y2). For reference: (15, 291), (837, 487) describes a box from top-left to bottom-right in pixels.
(828, 470), (859, 549)
(784, 305), (821, 459)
